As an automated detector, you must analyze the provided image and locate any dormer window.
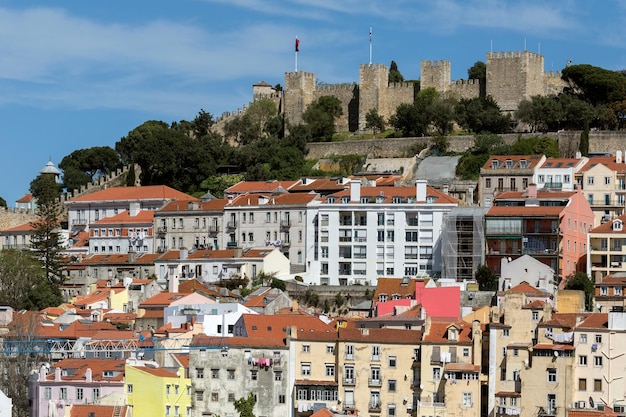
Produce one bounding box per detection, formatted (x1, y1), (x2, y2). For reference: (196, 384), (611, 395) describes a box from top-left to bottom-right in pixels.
(505, 159), (514, 169)
(341, 197), (350, 203)
(103, 371), (114, 378)
(448, 328), (457, 341)
(376, 196), (385, 203)
(378, 294), (388, 302)
(426, 196), (436, 204)
(519, 160), (528, 169)
(326, 197), (336, 204)
(392, 196), (403, 204)
(491, 160), (500, 169)
(613, 219), (623, 232)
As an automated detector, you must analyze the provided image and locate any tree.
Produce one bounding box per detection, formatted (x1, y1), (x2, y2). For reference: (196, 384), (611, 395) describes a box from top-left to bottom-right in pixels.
(580, 123), (590, 156)
(456, 96), (510, 133)
(29, 173), (66, 291)
(467, 61), (486, 97)
(561, 64), (626, 106)
(365, 108), (385, 137)
(224, 99), (281, 145)
(59, 146), (122, 192)
(0, 197), (5, 208)
(509, 136), (559, 158)
(302, 96), (343, 141)
(475, 264), (497, 291)
(389, 60), (404, 83)
(0, 249), (62, 310)
(564, 271), (594, 311)
(192, 109), (215, 138)
(199, 174), (244, 199)
(234, 392), (256, 417)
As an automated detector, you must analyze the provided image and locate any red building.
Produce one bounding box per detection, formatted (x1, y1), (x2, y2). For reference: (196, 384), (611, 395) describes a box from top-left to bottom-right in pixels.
(485, 184), (593, 283)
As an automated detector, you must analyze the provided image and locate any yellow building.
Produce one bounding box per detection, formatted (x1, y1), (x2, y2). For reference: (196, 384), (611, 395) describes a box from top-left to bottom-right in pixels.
(575, 156), (626, 226)
(587, 215), (626, 283)
(420, 317), (485, 417)
(126, 365), (191, 417)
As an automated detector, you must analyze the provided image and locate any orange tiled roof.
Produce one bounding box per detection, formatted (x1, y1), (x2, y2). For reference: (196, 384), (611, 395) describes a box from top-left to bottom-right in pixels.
(173, 353), (189, 369)
(290, 179), (347, 192)
(225, 180), (300, 194)
(321, 185), (458, 205)
(159, 199), (228, 212)
(372, 277), (418, 307)
(91, 210), (154, 225)
(310, 408), (336, 417)
(579, 156), (626, 173)
(69, 404), (130, 417)
(139, 292), (187, 307)
(131, 365), (178, 378)
(495, 189), (576, 200)
(539, 158), (585, 169)
(482, 155), (543, 170)
(422, 320), (473, 344)
(67, 185), (196, 203)
(506, 281), (547, 295)
(338, 327), (422, 344)
(1, 222), (34, 233)
(533, 343), (575, 351)
(178, 279), (240, 298)
(7, 318), (118, 340)
(16, 193), (35, 203)
(486, 206), (564, 217)
(590, 214), (626, 234)
(598, 273), (626, 285)
(229, 192), (319, 206)
(47, 358), (125, 382)
(541, 313), (586, 329)
(241, 313), (333, 339)
(577, 313), (608, 329)
(192, 335), (287, 348)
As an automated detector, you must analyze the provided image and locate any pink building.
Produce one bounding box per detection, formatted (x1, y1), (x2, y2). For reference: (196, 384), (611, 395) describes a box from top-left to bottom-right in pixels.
(485, 184), (593, 283)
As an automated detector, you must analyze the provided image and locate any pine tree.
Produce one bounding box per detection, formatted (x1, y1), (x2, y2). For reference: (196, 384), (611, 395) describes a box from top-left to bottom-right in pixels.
(29, 174), (65, 293)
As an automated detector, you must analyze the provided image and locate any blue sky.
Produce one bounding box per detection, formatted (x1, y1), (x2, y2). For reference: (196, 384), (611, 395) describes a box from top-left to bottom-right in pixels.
(1, 0), (626, 204)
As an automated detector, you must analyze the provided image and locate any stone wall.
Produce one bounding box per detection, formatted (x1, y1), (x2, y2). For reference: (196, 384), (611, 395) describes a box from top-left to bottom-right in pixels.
(306, 131), (626, 160)
(0, 208), (37, 231)
(315, 83), (358, 132)
(449, 79), (481, 100)
(421, 60), (451, 93)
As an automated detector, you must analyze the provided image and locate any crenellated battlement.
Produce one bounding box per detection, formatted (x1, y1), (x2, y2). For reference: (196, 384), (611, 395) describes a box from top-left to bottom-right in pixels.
(388, 82), (414, 90)
(317, 83), (358, 93)
(451, 79), (479, 86)
(360, 63), (388, 72)
(285, 71), (316, 81)
(421, 60), (451, 68)
(487, 50), (543, 60)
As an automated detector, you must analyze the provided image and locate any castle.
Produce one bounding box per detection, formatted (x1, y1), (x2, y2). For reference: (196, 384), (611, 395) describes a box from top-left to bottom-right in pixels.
(219, 50), (566, 133)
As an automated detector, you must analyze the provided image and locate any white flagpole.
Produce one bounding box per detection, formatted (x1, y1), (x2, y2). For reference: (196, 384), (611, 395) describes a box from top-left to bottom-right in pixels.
(369, 27), (373, 64)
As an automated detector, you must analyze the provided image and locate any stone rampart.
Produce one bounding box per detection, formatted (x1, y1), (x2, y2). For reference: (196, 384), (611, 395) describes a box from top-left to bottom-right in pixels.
(314, 83), (358, 132)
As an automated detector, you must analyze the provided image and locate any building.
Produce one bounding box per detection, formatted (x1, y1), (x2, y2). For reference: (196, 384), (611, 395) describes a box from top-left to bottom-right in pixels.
(88, 205), (154, 255)
(126, 364), (191, 417)
(534, 157), (588, 192)
(29, 359), (125, 417)
(485, 184), (594, 281)
(308, 180), (458, 286)
(441, 207), (487, 282)
(479, 155), (546, 208)
(15, 193), (36, 213)
(0, 222), (33, 250)
(587, 215), (626, 282)
(575, 153), (626, 225)
(153, 198), (228, 253)
(593, 273), (626, 312)
(499, 255), (556, 294)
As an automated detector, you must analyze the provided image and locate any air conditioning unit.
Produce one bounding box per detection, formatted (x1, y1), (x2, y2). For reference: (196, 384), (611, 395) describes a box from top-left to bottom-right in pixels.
(575, 401), (585, 409)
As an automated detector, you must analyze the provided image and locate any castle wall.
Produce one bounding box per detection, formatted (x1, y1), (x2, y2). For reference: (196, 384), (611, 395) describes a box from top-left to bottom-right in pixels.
(384, 82), (415, 122)
(306, 131), (626, 160)
(448, 79), (481, 100)
(487, 51), (546, 112)
(544, 70), (567, 97)
(314, 83), (358, 132)
(359, 64), (389, 131)
(284, 71), (316, 126)
(420, 60), (451, 92)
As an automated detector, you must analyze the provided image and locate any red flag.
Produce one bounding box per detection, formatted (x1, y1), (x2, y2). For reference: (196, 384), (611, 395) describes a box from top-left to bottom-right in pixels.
(295, 38), (300, 52)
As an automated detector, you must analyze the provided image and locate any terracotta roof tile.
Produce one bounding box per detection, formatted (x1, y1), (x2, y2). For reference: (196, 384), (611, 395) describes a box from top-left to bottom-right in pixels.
(225, 181), (299, 194)
(579, 156), (626, 173)
(69, 404), (130, 417)
(48, 358), (125, 382)
(15, 193), (35, 203)
(338, 327), (422, 344)
(590, 214), (626, 234)
(321, 185), (458, 205)
(241, 314), (333, 339)
(159, 199), (228, 212)
(91, 210), (154, 225)
(67, 185), (196, 203)
(192, 335), (287, 348)
(486, 206), (564, 217)
(577, 313), (608, 329)
(482, 155), (543, 170)
(422, 320), (473, 344)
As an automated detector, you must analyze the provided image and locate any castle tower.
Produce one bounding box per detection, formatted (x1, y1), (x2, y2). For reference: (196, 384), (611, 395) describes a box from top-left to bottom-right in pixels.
(420, 60), (451, 93)
(358, 63), (389, 131)
(486, 51), (545, 113)
(283, 71), (316, 126)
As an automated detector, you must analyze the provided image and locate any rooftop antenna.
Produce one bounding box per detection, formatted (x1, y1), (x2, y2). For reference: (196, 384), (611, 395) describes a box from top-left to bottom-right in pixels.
(490, 39), (493, 53)
(369, 27), (373, 65)
(538, 42), (541, 55)
(524, 38), (527, 51)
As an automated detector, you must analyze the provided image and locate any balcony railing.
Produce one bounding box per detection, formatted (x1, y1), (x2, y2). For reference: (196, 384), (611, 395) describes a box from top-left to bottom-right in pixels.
(542, 182), (563, 189)
(227, 241), (238, 248)
(227, 221), (237, 229)
(368, 378), (382, 387)
(343, 377), (356, 386)
(369, 403), (381, 412)
(208, 225), (219, 234)
(280, 220), (291, 228)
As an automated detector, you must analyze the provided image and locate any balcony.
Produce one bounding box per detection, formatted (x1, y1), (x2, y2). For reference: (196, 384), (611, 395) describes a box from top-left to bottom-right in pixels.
(156, 246), (168, 253)
(280, 220), (291, 229)
(369, 403), (382, 413)
(543, 182), (563, 190)
(208, 225), (219, 234)
(281, 241), (291, 249)
(342, 377), (356, 386)
(589, 199), (624, 207)
(227, 241), (238, 248)
(368, 378), (382, 387)
(72, 218), (88, 227)
(538, 407), (557, 416)
(226, 221), (237, 230)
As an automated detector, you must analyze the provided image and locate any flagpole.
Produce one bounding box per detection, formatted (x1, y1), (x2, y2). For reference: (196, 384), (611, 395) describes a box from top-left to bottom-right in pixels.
(369, 27), (372, 65)
(295, 36), (299, 72)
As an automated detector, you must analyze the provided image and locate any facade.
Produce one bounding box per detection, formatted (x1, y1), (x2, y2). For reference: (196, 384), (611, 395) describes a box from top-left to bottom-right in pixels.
(479, 155), (546, 208)
(0, 222), (33, 250)
(307, 180), (458, 286)
(88, 206), (154, 255)
(587, 215), (626, 282)
(224, 192), (319, 274)
(499, 255), (556, 294)
(66, 185), (195, 233)
(534, 157), (588, 192)
(30, 359), (125, 417)
(153, 198), (228, 253)
(485, 185), (594, 281)
(126, 365), (192, 417)
(593, 273), (626, 312)
(441, 207), (487, 282)
(575, 153), (626, 226)
(154, 248), (290, 288)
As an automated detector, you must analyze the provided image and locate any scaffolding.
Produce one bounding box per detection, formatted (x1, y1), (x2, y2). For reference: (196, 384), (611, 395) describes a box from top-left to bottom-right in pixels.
(441, 207), (487, 282)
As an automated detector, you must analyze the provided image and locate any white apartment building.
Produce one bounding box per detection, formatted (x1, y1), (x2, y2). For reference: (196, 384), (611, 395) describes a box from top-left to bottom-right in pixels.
(306, 180), (458, 286)
(533, 157), (588, 191)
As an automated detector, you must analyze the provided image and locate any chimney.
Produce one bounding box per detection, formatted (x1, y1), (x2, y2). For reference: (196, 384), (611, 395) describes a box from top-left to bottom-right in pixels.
(85, 368), (92, 383)
(442, 184), (449, 195)
(129, 201), (140, 217)
(54, 367), (61, 381)
(350, 179), (361, 202)
(617, 150), (623, 164)
(180, 248), (188, 260)
(416, 180), (427, 202)
(527, 183), (537, 199)
(169, 274), (179, 293)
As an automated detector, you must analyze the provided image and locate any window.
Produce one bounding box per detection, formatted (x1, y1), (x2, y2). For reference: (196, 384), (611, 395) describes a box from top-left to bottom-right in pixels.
(195, 391), (204, 401)
(433, 367), (441, 380)
(279, 394), (286, 404)
(462, 392), (472, 407)
(578, 378), (587, 391)
(93, 388), (100, 401)
(588, 176), (595, 185)
(345, 344), (354, 359)
(463, 347), (470, 357)
(325, 364), (335, 377)
(579, 355), (587, 366)
(606, 176), (611, 185)
(44, 387), (51, 400)
(594, 356), (603, 367)
(196, 368), (204, 378)
(166, 384), (171, 395)
(595, 334), (602, 343)
(547, 368), (557, 383)
(503, 328), (510, 337)
(513, 349), (519, 357)
(388, 379), (397, 392)
(532, 311), (539, 321)
(166, 405), (171, 416)
(594, 379), (602, 391)
(372, 345), (380, 360)
(227, 369), (235, 379)
(274, 371), (282, 381)
(388, 404), (396, 416)
(486, 178), (491, 188)
(228, 392), (235, 402)
(326, 345), (335, 354)
(60, 388), (67, 400)
(174, 406), (179, 416)
(301, 363), (311, 376)
(210, 369), (218, 378)
(388, 356), (397, 368)
(211, 392), (219, 402)
(302, 344), (310, 353)
(77, 387), (84, 400)
(580, 333), (587, 343)
(251, 370), (258, 380)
